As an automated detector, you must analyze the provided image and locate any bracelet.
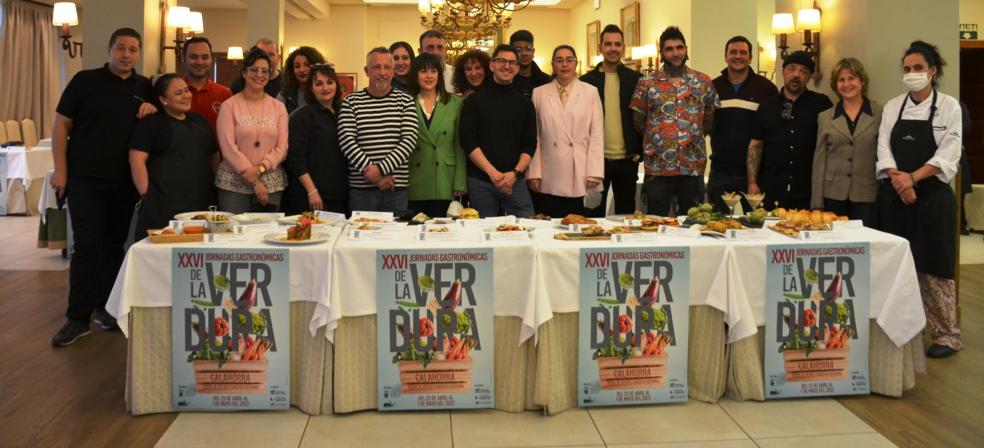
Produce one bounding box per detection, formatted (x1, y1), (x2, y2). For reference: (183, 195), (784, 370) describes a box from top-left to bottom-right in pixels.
(909, 173), (918, 189)
(307, 189), (319, 197)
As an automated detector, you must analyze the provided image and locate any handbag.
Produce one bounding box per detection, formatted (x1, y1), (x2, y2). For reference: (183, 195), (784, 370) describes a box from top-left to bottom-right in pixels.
(37, 196), (68, 250)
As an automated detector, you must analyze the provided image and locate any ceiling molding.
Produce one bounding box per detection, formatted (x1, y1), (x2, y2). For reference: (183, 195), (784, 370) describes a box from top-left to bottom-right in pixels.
(284, 1), (310, 19)
(292, 0), (330, 19)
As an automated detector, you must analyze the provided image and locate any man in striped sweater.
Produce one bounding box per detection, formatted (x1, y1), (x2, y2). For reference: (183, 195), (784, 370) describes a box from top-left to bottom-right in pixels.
(339, 47), (419, 212)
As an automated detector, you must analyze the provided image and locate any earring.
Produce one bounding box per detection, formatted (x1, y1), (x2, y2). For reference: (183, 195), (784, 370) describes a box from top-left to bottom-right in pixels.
(163, 101), (168, 106)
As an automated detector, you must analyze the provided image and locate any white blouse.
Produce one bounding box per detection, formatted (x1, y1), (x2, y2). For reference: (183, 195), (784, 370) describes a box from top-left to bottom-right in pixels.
(875, 89), (962, 183)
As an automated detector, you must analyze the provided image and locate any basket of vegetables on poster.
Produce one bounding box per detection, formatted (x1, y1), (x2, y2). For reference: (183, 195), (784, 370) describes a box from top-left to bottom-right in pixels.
(780, 270), (854, 381)
(594, 273), (672, 390)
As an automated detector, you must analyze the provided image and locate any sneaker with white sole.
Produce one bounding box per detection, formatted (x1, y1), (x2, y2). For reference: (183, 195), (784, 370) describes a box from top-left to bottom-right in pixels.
(51, 320), (92, 347)
(92, 309), (120, 331)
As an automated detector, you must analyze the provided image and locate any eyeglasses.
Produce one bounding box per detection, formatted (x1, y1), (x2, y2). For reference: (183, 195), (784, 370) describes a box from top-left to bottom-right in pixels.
(493, 58), (518, 67)
(781, 100), (794, 120)
(247, 67), (272, 75)
(553, 57), (577, 65)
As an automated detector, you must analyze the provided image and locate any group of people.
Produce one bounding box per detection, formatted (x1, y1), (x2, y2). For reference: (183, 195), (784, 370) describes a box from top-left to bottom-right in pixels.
(49, 25), (961, 361)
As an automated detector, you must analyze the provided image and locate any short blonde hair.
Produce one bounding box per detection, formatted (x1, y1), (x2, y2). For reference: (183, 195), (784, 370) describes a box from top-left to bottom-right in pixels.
(829, 57), (869, 98)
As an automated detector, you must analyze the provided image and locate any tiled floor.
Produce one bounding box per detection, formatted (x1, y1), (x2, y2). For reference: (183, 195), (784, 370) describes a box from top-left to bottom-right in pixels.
(155, 398), (892, 448)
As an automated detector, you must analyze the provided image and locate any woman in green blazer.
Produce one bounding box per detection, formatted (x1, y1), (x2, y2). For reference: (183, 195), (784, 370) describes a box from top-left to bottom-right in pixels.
(407, 53), (467, 218)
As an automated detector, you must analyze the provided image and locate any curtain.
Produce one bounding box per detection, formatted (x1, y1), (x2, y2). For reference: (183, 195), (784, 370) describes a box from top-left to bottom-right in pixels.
(0, 0), (62, 138)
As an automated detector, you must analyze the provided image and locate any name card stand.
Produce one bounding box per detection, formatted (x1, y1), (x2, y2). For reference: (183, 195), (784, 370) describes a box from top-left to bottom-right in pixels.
(658, 225), (700, 239)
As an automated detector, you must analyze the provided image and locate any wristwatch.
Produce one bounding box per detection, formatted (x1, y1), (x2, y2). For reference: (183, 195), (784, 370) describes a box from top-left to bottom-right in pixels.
(258, 163), (267, 175)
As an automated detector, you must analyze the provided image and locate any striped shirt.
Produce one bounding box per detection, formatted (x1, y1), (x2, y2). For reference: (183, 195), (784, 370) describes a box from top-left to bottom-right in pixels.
(338, 88), (419, 188)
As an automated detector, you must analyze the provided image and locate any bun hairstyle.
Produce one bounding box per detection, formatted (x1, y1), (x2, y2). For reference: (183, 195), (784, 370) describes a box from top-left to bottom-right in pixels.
(903, 40), (945, 86)
(152, 73), (181, 109)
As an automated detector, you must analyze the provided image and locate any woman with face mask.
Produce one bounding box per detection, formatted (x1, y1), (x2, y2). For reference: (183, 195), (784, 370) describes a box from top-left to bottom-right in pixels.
(875, 41), (963, 358)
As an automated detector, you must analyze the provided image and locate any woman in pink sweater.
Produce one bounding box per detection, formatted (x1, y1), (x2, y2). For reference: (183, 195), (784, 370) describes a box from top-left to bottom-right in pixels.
(215, 47), (289, 213)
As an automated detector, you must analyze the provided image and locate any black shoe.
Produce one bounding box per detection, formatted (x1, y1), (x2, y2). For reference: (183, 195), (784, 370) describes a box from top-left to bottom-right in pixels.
(927, 344), (958, 358)
(961, 227), (970, 236)
(92, 309), (120, 331)
(51, 321), (92, 347)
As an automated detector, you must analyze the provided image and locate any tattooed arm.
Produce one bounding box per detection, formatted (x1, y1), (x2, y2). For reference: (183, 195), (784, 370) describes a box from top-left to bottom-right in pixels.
(746, 139), (763, 194)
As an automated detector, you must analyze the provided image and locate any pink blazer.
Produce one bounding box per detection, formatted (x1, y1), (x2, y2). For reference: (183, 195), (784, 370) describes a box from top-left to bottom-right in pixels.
(528, 79), (604, 198)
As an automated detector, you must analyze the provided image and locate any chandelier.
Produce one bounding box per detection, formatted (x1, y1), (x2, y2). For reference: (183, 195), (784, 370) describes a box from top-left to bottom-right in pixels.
(418, 1), (534, 57)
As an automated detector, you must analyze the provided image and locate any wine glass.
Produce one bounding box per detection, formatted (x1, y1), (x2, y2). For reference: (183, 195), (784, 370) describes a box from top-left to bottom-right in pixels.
(743, 192), (764, 211)
(721, 192), (741, 217)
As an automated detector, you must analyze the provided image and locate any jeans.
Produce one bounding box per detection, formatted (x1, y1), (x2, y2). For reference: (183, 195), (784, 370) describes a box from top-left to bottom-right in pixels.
(348, 187), (408, 213)
(409, 199), (452, 218)
(532, 192), (584, 218)
(217, 189), (283, 214)
(466, 176), (534, 218)
(644, 175), (702, 216)
(66, 176), (137, 323)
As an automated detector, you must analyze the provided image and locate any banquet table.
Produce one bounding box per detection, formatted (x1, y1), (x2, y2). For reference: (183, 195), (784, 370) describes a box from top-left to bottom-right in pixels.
(0, 144), (53, 215)
(327, 224), (542, 413)
(106, 225), (343, 415)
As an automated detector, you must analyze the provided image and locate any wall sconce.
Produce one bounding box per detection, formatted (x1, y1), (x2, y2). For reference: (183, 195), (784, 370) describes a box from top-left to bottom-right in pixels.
(771, 13), (794, 60)
(159, 5), (204, 73)
(797, 7), (821, 54)
(52, 2), (82, 59)
(631, 44), (657, 75)
(227, 46), (244, 67)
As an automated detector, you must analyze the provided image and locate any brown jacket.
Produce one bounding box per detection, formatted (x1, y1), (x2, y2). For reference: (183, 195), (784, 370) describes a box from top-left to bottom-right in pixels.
(811, 101), (882, 208)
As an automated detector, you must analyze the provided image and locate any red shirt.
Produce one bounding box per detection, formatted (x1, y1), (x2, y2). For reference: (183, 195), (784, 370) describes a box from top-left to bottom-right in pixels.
(184, 76), (232, 132)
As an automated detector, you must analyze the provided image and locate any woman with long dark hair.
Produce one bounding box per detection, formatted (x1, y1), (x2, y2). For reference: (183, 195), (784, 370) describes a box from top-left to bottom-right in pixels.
(277, 46), (327, 113)
(407, 53), (465, 217)
(390, 41), (416, 93)
(452, 49), (491, 98)
(876, 41), (963, 358)
(285, 64), (349, 215)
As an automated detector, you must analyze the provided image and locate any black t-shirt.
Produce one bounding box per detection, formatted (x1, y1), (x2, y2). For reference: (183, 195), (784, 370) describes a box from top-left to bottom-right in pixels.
(286, 103), (348, 202)
(56, 64), (153, 181)
(710, 69), (779, 176)
(129, 112), (217, 211)
(752, 89), (833, 199)
(459, 81), (537, 181)
(511, 61), (551, 98)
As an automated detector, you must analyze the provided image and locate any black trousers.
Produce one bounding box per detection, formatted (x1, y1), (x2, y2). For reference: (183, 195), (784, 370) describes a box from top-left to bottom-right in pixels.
(706, 171), (751, 214)
(66, 176), (138, 323)
(409, 199), (452, 218)
(532, 192), (585, 218)
(587, 158), (639, 217)
(644, 175), (702, 216)
(822, 198), (877, 228)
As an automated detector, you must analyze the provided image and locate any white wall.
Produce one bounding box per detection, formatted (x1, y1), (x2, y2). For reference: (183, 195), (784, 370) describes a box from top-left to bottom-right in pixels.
(691, 0), (758, 78)
(961, 0), (984, 37)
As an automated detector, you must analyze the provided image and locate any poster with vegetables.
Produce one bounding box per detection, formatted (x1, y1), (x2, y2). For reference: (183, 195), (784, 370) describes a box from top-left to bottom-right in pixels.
(577, 247), (690, 406)
(376, 248), (494, 411)
(765, 243), (870, 398)
(171, 248), (290, 410)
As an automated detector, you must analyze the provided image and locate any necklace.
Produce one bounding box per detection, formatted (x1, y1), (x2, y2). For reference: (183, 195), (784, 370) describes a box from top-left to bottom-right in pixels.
(243, 96), (265, 148)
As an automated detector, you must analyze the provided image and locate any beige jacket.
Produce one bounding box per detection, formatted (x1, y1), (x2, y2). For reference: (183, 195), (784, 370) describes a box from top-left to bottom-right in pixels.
(811, 101), (882, 208)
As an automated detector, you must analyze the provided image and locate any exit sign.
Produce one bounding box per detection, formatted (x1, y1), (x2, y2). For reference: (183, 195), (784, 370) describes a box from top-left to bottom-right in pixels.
(960, 23), (978, 40)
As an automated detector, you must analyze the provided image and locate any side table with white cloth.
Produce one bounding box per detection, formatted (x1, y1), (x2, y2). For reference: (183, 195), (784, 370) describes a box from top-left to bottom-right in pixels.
(328, 226), (542, 413)
(724, 227), (926, 400)
(0, 142), (53, 215)
(528, 228), (756, 414)
(105, 226), (342, 416)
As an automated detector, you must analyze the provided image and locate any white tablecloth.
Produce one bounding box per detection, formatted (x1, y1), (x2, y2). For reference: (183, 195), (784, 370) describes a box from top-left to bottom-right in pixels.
(0, 146), (53, 180)
(727, 227), (924, 347)
(107, 227), (342, 337)
(329, 227), (541, 343)
(530, 228), (758, 343)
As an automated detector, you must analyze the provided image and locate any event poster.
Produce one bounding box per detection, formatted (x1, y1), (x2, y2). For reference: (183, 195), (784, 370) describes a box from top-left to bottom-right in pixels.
(577, 247), (690, 406)
(376, 248), (494, 411)
(764, 243), (870, 398)
(171, 248), (291, 410)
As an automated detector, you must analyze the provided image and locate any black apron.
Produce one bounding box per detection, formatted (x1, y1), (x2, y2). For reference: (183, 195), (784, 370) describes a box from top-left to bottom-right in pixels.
(877, 90), (956, 279)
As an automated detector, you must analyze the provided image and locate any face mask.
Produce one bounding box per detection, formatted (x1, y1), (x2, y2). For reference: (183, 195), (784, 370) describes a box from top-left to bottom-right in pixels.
(902, 72), (930, 92)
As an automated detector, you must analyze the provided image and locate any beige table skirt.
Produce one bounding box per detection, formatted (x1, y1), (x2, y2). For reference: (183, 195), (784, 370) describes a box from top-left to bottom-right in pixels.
(125, 302), (332, 416)
(724, 320), (927, 401)
(332, 305), (728, 415)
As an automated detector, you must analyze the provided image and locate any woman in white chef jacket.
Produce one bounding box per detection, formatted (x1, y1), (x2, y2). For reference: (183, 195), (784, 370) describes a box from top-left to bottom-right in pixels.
(875, 41), (962, 358)
(527, 45), (604, 217)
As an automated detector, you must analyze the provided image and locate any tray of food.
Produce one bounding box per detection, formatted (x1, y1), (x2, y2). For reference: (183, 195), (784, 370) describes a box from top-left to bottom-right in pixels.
(554, 225), (633, 240)
(147, 225), (208, 244)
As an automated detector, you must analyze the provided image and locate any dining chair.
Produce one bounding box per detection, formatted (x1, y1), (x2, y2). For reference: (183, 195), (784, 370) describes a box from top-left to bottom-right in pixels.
(4, 120), (21, 144)
(20, 119), (38, 148)
(0, 123), (7, 145)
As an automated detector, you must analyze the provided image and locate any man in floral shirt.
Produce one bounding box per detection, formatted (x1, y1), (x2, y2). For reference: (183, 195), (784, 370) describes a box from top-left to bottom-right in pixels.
(630, 26), (719, 216)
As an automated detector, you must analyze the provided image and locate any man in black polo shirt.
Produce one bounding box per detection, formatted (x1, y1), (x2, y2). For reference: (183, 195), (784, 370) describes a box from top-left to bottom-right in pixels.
(580, 24), (643, 216)
(747, 51), (832, 211)
(459, 44), (537, 218)
(50, 28), (156, 346)
(708, 35), (777, 213)
(509, 30), (551, 98)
